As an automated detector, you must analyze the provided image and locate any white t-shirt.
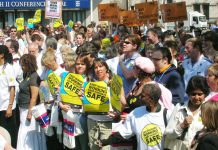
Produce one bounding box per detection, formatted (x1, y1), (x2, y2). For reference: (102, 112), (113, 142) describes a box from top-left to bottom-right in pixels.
(119, 106), (171, 150)
(106, 56), (119, 75)
(0, 134), (6, 150)
(12, 54), (23, 103)
(0, 63), (16, 111)
(36, 52), (43, 77)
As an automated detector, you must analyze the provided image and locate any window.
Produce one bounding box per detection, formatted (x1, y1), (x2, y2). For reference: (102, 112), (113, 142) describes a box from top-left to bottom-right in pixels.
(203, 4), (209, 20)
(193, 4), (200, 12)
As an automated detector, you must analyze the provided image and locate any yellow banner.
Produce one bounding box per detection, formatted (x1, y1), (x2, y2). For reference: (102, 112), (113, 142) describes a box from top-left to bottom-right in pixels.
(110, 74), (123, 112)
(68, 20), (74, 28)
(83, 81), (109, 113)
(33, 9), (41, 24)
(61, 73), (84, 105)
(16, 18), (24, 31)
(47, 72), (61, 94)
(53, 18), (63, 28)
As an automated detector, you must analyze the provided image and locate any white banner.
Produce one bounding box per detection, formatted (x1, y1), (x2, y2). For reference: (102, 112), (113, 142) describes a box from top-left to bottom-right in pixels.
(45, 0), (62, 19)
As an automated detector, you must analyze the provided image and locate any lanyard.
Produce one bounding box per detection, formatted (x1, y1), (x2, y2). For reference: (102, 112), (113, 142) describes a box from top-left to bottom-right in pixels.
(155, 66), (172, 83)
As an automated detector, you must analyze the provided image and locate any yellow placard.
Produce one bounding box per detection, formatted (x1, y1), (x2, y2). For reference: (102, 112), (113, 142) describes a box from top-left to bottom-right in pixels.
(83, 81), (109, 113)
(53, 18), (63, 28)
(110, 74), (123, 112)
(47, 72), (61, 94)
(60, 73), (84, 105)
(16, 18), (24, 31)
(68, 20), (74, 28)
(33, 9), (41, 24)
(28, 18), (33, 24)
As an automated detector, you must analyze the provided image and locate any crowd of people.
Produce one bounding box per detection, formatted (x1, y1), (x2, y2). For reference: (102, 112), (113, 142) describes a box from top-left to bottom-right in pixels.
(0, 19), (218, 150)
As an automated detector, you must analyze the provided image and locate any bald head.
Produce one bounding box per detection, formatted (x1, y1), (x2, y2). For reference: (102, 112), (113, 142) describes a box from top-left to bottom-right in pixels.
(28, 43), (39, 57)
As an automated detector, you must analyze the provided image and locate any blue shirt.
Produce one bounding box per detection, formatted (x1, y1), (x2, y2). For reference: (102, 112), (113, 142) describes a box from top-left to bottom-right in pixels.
(117, 52), (140, 95)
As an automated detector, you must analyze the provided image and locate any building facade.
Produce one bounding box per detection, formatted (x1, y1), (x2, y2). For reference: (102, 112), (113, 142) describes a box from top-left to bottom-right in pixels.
(0, 0), (90, 28)
(0, 0), (217, 29)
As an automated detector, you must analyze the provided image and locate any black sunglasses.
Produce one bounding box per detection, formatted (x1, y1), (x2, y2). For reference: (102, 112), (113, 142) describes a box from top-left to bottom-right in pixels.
(123, 41), (132, 45)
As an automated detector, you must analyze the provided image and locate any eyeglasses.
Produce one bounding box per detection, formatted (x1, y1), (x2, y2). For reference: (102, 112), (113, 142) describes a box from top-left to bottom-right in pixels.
(123, 41), (132, 45)
(152, 57), (162, 61)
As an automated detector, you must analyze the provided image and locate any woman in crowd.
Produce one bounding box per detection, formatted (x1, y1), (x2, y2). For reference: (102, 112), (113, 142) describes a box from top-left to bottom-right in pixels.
(123, 56), (173, 114)
(59, 53), (90, 150)
(86, 58), (125, 150)
(74, 32), (86, 54)
(41, 48), (65, 150)
(206, 63), (218, 100)
(0, 45), (17, 148)
(164, 75), (210, 150)
(117, 34), (141, 95)
(17, 54), (46, 150)
(191, 95), (218, 150)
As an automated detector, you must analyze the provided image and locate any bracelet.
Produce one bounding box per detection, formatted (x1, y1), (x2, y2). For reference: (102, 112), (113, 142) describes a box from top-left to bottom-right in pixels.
(9, 103), (13, 105)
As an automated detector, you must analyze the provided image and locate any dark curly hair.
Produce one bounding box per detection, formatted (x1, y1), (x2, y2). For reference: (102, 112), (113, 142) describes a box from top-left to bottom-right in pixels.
(186, 75), (210, 96)
(0, 45), (13, 65)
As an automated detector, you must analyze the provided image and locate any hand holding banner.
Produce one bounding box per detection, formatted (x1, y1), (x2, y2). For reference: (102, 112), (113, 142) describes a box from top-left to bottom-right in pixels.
(60, 72), (84, 106)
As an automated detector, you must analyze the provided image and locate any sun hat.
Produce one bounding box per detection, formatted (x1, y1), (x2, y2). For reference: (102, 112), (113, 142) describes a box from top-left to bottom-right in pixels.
(135, 57), (155, 74)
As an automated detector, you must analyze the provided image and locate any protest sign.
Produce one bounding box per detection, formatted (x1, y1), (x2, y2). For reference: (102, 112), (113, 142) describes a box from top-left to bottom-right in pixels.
(45, 0), (62, 19)
(160, 2), (187, 23)
(47, 70), (61, 94)
(53, 18), (63, 28)
(27, 18), (34, 28)
(33, 9), (41, 24)
(135, 1), (158, 24)
(110, 74), (122, 112)
(98, 3), (119, 23)
(16, 18), (24, 31)
(82, 81), (109, 113)
(119, 10), (143, 27)
(60, 72), (84, 106)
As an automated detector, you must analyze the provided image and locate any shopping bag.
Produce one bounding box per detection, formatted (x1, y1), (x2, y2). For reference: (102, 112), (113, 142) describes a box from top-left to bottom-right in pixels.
(62, 110), (76, 149)
(50, 102), (59, 127)
(32, 103), (54, 136)
(164, 103), (188, 150)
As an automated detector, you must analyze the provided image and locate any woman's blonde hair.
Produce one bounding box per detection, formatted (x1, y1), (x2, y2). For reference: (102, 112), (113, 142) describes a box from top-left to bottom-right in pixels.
(208, 64), (218, 78)
(201, 101), (218, 133)
(41, 48), (56, 66)
(60, 45), (77, 68)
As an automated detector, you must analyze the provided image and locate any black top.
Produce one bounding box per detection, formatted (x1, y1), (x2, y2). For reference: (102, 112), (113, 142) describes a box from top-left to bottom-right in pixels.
(196, 133), (218, 150)
(123, 94), (142, 113)
(18, 72), (41, 108)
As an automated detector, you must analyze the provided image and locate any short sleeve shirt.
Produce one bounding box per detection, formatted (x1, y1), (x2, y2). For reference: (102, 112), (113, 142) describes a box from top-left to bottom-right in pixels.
(18, 72), (41, 108)
(0, 63), (15, 111)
